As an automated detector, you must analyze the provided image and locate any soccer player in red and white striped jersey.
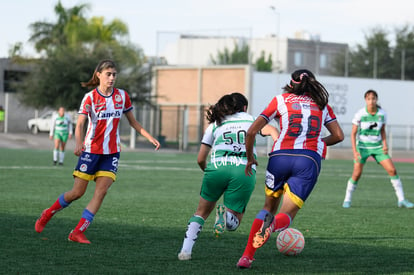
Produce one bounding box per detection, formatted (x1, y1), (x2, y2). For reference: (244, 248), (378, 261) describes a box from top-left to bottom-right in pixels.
(35, 60), (160, 244)
(237, 69), (344, 269)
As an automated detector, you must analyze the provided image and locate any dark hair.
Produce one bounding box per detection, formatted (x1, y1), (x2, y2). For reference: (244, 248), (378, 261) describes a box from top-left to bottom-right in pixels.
(81, 59), (117, 89)
(364, 89), (381, 108)
(206, 92), (248, 125)
(283, 69), (329, 110)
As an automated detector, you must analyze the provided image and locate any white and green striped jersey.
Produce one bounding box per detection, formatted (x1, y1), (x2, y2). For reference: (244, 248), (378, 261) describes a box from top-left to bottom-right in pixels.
(201, 112), (257, 169)
(50, 114), (73, 137)
(352, 107), (387, 150)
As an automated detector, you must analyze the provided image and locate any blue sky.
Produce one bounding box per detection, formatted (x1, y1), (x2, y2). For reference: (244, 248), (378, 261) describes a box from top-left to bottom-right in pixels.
(1, 0), (413, 58)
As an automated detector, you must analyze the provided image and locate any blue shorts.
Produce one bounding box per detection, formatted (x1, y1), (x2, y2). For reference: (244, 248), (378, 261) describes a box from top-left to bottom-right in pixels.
(73, 152), (120, 182)
(264, 149), (321, 208)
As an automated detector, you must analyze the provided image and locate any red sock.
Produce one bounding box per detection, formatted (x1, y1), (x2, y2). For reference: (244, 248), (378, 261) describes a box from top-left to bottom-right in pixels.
(242, 218), (263, 259)
(73, 218), (91, 234)
(47, 198), (63, 215)
(273, 212), (291, 232)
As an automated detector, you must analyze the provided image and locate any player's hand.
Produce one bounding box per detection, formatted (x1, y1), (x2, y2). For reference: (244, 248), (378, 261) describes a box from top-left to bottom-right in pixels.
(383, 145), (388, 154)
(49, 136), (53, 140)
(74, 143), (84, 156)
(245, 158), (258, 176)
(150, 138), (161, 151)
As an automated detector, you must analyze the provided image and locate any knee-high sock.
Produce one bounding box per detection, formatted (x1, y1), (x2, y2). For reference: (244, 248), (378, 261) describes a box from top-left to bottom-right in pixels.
(47, 193), (70, 216)
(344, 178), (357, 202)
(241, 209), (270, 259)
(226, 211), (240, 231)
(272, 212), (291, 232)
(73, 209), (95, 234)
(53, 149), (58, 162)
(59, 151), (65, 163)
(180, 215), (205, 254)
(390, 175), (405, 202)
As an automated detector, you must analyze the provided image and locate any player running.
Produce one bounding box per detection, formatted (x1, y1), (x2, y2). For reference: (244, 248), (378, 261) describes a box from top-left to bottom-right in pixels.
(178, 92), (279, 261)
(342, 90), (414, 209)
(35, 59), (160, 244)
(49, 106), (73, 165)
(236, 69), (344, 269)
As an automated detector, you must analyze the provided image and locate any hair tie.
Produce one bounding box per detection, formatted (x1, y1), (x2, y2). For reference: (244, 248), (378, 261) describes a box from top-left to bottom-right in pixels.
(300, 73), (308, 80)
(291, 79), (300, 84)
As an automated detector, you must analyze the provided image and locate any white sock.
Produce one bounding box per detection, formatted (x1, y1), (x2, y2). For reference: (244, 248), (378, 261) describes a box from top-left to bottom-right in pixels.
(344, 179), (357, 202)
(180, 215), (204, 254)
(391, 176), (405, 202)
(225, 211), (239, 231)
(53, 149), (58, 162)
(59, 151), (65, 163)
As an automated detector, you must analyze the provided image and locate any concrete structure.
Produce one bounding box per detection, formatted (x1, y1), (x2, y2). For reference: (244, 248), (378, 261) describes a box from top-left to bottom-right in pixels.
(153, 66), (414, 151)
(0, 58), (48, 133)
(159, 34), (347, 76)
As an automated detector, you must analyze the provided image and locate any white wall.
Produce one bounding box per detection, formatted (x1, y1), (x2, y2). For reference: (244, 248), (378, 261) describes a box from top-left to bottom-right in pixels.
(252, 72), (414, 126)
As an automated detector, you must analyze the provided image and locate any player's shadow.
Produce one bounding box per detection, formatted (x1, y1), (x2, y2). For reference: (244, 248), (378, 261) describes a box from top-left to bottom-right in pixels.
(2, 213), (414, 274)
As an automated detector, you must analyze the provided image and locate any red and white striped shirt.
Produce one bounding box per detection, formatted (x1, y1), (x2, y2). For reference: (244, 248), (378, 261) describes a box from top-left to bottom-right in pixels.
(260, 93), (337, 158)
(78, 88), (133, 154)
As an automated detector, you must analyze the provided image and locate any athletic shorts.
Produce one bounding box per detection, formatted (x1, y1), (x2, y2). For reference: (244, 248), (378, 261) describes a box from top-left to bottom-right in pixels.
(356, 147), (390, 164)
(264, 149), (321, 208)
(200, 163), (256, 213)
(54, 131), (69, 143)
(73, 152), (120, 182)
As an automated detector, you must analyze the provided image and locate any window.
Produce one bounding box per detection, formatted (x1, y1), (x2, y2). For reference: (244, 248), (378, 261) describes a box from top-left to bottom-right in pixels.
(294, 52), (303, 66)
(320, 54), (327, 69)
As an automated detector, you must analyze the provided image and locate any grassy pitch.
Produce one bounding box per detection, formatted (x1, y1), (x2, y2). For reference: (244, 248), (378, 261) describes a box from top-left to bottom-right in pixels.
(1, 147), (414, 274)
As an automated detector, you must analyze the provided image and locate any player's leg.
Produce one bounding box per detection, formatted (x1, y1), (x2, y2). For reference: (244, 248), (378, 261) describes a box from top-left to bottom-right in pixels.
(53, 136), (60, 165)
(178, 197), (216, 260)
(379, 157), (414, 208)
(220, 165), (256, 234)
(237, 194), (281, 269)
(69, 176), (114, 244)
(58, 133), (68, 165)
(35, 177), (89, 233)
(69, 153), (118, 243)
(179, 166), (225, 260)
(343, 158), (365, 208)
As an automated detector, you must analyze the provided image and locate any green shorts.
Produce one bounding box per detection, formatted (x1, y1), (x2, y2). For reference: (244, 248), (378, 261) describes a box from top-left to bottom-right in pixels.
(356, 147), (390, 164)
(54, 131), (69, 143)
(200, 163), (256, 213)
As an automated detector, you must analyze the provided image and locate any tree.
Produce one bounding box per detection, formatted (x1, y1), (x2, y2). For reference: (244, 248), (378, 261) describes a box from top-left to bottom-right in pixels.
(333, 26), (414, 80)
(255, 51), (273, 72)
(210, 41), (250, 65)
(29, 1), (90, 53)
(393, 25), (414, 80)
(17, 1), (151, 110)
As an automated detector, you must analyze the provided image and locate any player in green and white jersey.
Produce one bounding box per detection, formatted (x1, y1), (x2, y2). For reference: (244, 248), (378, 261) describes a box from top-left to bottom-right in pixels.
(342, 90), (413, 209)
(178, 93), (279, 261)
(49, 107), (73, 165)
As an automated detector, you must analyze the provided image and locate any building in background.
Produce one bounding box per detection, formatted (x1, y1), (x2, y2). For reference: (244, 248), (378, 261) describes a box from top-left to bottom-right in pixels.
(157, 32), (348, 76)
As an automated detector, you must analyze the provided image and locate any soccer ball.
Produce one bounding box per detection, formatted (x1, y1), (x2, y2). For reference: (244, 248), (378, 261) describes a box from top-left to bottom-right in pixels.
(276, 228), (305, 256)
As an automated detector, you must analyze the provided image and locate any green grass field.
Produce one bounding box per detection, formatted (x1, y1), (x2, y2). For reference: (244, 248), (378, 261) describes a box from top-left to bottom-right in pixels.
(1, 147), (414, 274)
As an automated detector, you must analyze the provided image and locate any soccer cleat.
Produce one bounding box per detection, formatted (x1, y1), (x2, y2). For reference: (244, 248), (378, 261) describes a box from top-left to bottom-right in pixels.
(35, 209), (52, 233)
(68, 230), (91, 244)
(398, 199), (414, 209)
(342, 201), (352, 208)
(58, 163), (63, 166)
(252, 212), (274, 248)
(53, 161), (57, 166)
(236, 256), (254, 269)
(213, 204), (226, 237)
(178, 251), (192, 261)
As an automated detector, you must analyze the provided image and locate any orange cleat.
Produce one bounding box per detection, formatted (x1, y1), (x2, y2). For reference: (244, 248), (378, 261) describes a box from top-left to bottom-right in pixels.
(35, 209), (52, 233)
(68, 230), (91, 244)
